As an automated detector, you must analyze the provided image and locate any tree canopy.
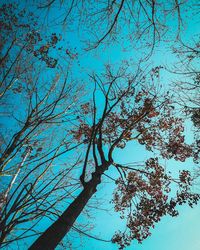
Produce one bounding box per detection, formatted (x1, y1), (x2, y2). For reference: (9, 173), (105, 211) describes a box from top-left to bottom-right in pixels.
(0, 1), (199, 250)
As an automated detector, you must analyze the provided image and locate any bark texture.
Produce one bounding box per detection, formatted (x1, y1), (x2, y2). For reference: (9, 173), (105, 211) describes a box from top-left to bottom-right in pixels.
(29, 171), (103, 250)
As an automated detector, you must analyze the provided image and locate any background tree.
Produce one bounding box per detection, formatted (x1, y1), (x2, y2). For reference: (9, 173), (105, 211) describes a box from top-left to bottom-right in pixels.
(0, 3), (85, 247)
(35, 0), (199, 55)
(172, 37), (200, 164)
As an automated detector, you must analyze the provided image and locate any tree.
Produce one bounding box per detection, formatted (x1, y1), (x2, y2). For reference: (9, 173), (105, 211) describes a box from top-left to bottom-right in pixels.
(1, 2), (199, 250)
(37, 0), (191, 52)
(30, 65), (199, 249)
(172, 37), (200, 164)
(0, 3), (84, 247)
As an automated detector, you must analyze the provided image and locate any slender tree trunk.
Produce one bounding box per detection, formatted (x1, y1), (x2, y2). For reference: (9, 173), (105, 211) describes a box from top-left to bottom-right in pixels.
(4, 147), (31, 200)
(29, 169), (106, 250)
(0, 125), (27, 171)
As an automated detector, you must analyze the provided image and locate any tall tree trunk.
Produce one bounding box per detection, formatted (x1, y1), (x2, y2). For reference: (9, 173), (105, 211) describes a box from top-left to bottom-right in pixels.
(29, 171), (104, 250)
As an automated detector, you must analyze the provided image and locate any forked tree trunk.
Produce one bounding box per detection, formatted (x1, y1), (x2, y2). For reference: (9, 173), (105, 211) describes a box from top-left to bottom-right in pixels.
(29, 171), (104, 250)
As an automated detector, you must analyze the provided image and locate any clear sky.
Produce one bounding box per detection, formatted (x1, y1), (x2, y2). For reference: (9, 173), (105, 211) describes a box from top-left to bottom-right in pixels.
(2, 1), (200, 249)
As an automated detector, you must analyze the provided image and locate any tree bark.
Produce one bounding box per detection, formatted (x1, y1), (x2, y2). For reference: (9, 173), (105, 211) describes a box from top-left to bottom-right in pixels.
(29, 171), (104, 250)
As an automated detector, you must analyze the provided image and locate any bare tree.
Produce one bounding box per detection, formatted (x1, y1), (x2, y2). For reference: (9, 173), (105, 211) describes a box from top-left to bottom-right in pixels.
(35, 0), (195, 54)
(171, 37), (200, 165)
(0, 3), (85, 247)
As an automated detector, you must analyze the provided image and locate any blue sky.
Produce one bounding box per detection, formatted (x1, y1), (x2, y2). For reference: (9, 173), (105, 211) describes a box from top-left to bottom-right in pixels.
(1, 1), (200, 249)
